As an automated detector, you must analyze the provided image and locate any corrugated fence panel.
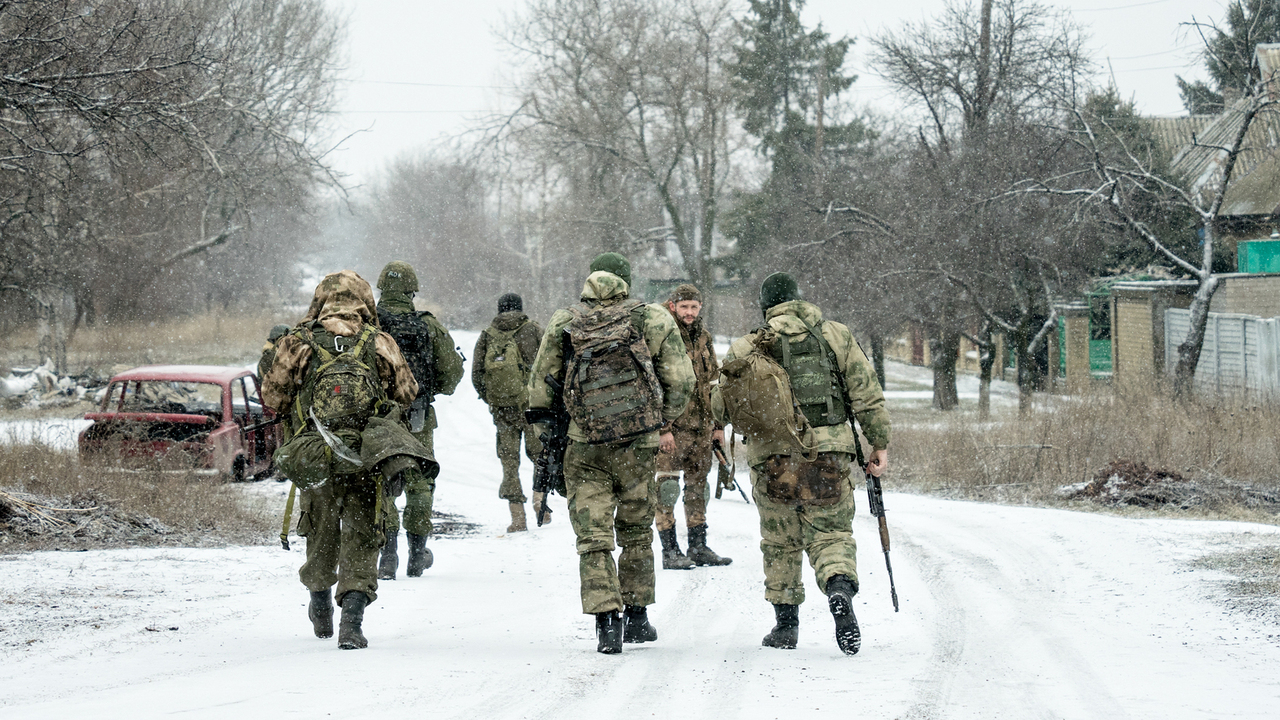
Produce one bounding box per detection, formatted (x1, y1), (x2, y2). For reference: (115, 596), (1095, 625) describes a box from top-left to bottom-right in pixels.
(1165, 308), (1280, 398)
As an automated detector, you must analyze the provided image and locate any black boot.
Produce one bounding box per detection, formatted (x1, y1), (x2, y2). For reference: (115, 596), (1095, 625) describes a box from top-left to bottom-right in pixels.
(595, 610), (623, 654)
(686, 524), (732, 566)
(308, 590), (333, 639)
(761, 603), (799, 649)
(659, 528), (694, 570)
(378, 533), (398, 580)
(337, 591), (370, 650)
(622, 605), (658, 644)
(406, 532), (434, 577)
(826, 574), (861, 656)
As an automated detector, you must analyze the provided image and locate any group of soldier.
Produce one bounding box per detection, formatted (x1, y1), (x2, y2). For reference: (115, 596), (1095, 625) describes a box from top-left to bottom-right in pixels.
(259, 252), (890, 656)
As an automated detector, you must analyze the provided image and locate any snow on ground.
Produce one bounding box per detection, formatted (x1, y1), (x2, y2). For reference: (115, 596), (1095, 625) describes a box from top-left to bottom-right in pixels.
(3, 332), (1280, 718)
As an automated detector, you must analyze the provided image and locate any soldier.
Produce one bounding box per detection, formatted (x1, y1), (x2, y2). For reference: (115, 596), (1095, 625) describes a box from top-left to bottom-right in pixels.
(719, 272), (890, 656)
(526, 252), (694, 654)
(257, 324), (291, 381)
(262, 270), (435, 649)
(374, 261), (465, 580)
(471, 293), (545, 532)
(655, 283), (732, 570)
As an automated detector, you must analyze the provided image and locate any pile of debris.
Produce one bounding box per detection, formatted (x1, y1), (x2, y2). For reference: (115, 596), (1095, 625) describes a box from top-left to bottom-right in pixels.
(0, 359), (101, 409)
(0, 488), (170, 550)
(1060, 459), (1280, 512)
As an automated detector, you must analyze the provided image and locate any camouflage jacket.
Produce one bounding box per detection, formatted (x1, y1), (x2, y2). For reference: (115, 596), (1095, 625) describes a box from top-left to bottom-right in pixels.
(669, 314), (723, 435)
(527, 271), (695, 448)
(719, 299), (890, 468)
(471, 310), (544, 405)
(262, 270), (419, 416)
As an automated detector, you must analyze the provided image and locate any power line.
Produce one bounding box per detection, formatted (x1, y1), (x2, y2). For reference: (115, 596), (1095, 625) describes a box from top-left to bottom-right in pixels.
(348, 79), (516, 90)
(1074, 0), (1172, 12)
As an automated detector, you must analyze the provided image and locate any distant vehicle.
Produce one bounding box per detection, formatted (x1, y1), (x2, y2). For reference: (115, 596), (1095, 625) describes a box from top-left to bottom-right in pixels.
(78, 365), (282, 482)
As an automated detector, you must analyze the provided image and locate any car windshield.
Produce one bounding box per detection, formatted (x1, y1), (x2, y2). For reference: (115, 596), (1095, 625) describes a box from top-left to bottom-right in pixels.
(109, 380), (224, 417)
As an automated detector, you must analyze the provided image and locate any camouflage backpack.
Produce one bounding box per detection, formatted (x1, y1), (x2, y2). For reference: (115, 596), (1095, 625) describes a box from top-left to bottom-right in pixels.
(482, 323), (528, 407)
(563, 300), (665, 444)
(769, 318), (848, 428)
(719, 327), (817, 458)
(293, 323), (385, 431)
(378, 308), (435, 399)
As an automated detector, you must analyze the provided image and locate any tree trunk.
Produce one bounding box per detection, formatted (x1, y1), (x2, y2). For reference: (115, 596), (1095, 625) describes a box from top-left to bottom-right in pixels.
(930, 329), (960, 411)
(977, 325), (995, 420)
(869, 332), (887, 391)
(1013, 324), (1036, 415)
(1173, 275), (1221, 398)
(34, 288), (70, 375)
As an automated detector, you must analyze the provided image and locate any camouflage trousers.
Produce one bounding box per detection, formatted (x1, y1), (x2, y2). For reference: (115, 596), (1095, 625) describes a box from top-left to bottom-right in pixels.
(385, 427), (437, 537)
(298, 473), (383, 604)
(655, 428), (712, 532)
(491, 405), (543, 504)
(750, 453), (858, 606)
(564, 440), (658, 614)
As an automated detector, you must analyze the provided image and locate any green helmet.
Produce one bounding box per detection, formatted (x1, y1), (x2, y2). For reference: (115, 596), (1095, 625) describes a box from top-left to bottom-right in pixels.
(377, 261), (419, 294)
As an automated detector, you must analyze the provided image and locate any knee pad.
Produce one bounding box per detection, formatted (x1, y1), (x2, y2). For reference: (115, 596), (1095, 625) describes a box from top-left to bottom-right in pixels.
(656, 473), (681, 507)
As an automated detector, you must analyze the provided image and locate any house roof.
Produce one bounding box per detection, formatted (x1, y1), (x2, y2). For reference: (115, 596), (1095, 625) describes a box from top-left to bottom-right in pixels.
(1165, 97), (1280, 202)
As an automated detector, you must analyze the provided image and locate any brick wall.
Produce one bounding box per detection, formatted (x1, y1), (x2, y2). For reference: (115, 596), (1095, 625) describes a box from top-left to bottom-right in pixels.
(1210, 274), (1280, 318)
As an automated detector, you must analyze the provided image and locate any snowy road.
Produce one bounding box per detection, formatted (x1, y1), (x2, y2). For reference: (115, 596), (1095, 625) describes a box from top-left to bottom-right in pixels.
(3, 334), (1279, 718)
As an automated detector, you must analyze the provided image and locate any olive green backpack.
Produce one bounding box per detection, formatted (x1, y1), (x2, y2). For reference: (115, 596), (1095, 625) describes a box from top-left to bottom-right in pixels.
(482, 323), (528, 407)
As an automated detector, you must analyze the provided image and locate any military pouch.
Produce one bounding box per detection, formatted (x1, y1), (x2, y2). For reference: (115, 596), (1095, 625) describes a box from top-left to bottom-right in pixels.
(760, 452), (849, 507)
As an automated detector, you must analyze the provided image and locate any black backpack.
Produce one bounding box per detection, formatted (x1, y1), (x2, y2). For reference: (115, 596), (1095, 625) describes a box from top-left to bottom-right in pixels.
(378, 308), (436, 400)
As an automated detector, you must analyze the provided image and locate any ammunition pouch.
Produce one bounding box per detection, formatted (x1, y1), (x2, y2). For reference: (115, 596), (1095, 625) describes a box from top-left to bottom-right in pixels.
(760, 452), (850, 507)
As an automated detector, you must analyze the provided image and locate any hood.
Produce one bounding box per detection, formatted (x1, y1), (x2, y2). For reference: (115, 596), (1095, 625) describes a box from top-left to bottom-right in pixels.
(304, 270), (377, 336)
(491, 310), (529, 331)
(579, 271), (630, 303)
(765, 299), (824, 335)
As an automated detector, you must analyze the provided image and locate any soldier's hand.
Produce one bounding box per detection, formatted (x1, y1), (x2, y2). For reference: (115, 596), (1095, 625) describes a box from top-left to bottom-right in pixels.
(659, 431), (676, 454)
(712, 428), (725, 446)
(865, 449), (888, 477)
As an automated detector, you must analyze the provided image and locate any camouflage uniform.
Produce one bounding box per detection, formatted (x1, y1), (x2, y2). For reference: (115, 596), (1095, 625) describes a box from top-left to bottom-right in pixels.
(655, 313), (722, 533)
(377, 293), (464, 540)
(722, 298), (889, 620)
(261, 271), (421, 631)
(471, 309), (545, 505)
(527, 270), (694, 619)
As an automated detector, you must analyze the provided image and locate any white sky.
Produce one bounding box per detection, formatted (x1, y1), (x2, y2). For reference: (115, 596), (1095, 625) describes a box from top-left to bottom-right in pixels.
(323, 0), (1223, 185)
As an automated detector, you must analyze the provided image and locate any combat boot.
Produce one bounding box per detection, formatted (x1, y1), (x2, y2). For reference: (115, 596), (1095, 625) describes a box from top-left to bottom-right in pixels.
(761, 603), (799, 649)
(686, 524), (732, 566)
(507, 502), (528, 533)
(406, 532), (434, 577)
(595, 610), (623, 654)
(622, 605), (658, 643)
(378, 533), (398, 580)
(533, 491), (553, 524)
(659, 527), (694, 570)
(337, 591), (370, 650)
(825, 574), (861, 655)
(308, 590), (333, 639)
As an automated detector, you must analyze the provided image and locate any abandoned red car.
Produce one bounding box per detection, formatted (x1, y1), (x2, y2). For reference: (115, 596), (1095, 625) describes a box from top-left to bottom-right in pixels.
(78, 365), (282, 481)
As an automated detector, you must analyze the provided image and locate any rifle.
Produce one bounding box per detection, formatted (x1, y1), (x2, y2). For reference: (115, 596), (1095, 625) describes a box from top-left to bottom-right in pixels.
(864, 470), (900, 612)
(712, 438), (749, 504)
(525, 374), (569, 527)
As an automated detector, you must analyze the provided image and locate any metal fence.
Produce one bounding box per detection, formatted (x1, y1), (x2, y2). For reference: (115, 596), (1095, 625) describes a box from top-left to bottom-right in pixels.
(1165, 308), (1280, 397)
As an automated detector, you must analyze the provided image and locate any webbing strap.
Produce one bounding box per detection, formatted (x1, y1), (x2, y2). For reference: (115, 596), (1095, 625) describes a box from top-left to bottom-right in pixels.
(280, 482), (297, 550)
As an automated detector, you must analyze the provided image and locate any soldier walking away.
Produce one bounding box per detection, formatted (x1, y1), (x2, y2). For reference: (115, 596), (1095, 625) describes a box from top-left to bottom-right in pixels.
(257, 324), (291, 381)
(526, 252), (694, 654)
(262, 270), (436, 649)
(655, 283), (732, 570)
(717, 272), (890, 656)
(374, 261), (465, 579)
(471, 293), (545, 532)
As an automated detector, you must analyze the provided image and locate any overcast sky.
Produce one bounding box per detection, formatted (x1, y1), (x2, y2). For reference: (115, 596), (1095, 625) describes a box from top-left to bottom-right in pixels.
(323, 0), (1223, 185)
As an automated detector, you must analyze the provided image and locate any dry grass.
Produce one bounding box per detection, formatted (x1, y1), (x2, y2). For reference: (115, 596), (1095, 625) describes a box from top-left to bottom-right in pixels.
(0, 442), (275, 552)
(892, 390), (1280, 523)
(1, 310), (296, 375)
